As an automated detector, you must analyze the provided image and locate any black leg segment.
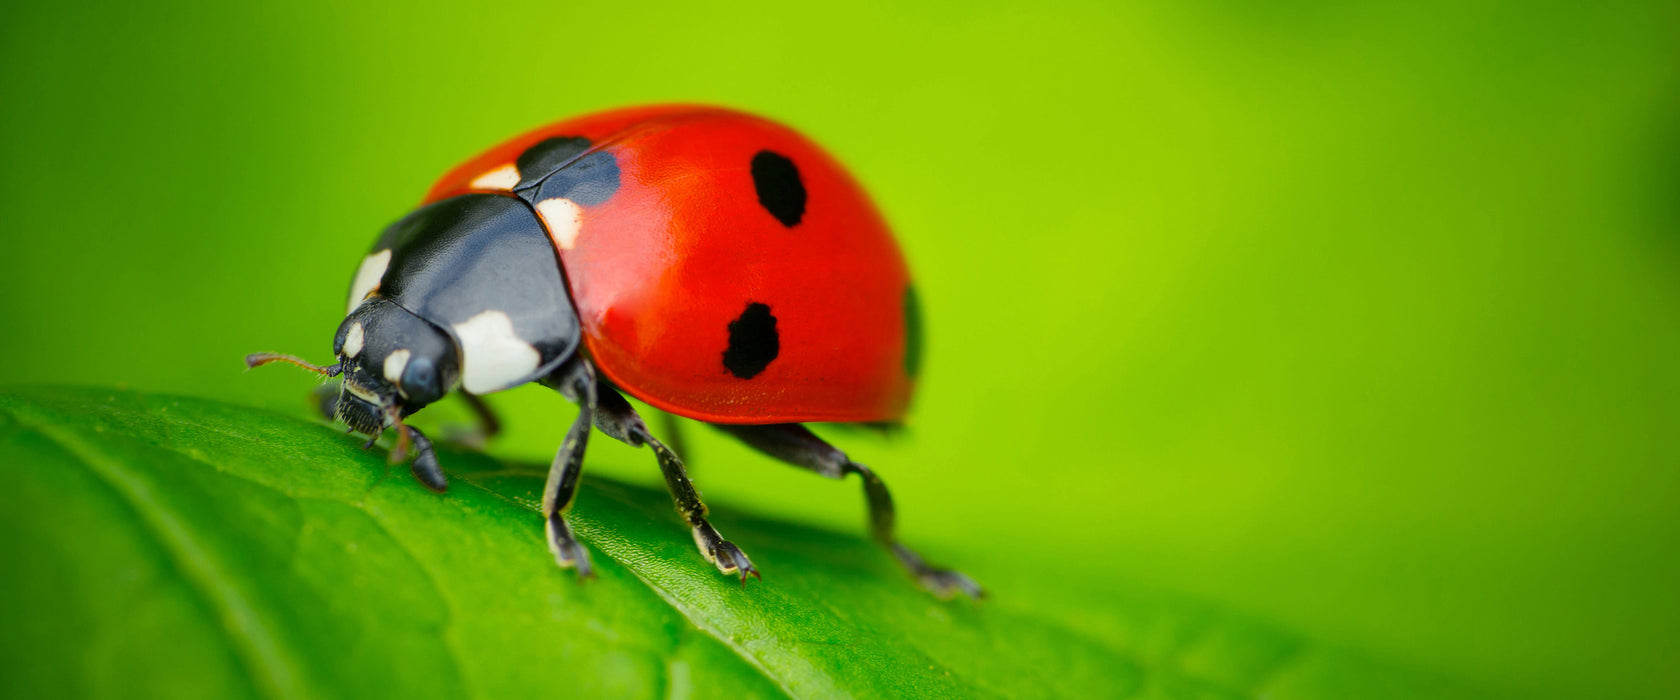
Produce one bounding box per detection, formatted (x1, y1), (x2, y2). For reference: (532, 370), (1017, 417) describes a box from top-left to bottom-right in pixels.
(405, 425), (447, 493)
(425, 392), (503, 449)
(715, 423), (983, 599)
(594, 386), (758, 583)
(658, 410), (691, 466)
(539, 359), (597, 578)
(460, 391), (503, 439)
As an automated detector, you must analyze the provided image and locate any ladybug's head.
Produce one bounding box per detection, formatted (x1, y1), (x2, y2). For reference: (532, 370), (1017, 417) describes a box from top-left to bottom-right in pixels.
(327, 296), (461, 433)
(245, 296), (460, 446)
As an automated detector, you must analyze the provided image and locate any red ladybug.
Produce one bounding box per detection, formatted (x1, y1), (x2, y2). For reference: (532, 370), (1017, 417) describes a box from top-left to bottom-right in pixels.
(249, 105), (979, 598)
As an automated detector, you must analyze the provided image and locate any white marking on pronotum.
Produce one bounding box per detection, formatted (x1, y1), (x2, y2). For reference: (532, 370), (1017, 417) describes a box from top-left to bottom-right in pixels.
(343, 322), (365, 358)
(383, 348), (411, 385)
(470, 164), (521, 191)
(452, 310), (540, 394)
(535, 197), (584, 249)
(347, 249), (391, 315)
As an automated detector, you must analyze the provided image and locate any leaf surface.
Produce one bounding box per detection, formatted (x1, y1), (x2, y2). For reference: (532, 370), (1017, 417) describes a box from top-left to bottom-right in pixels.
(0, 388), (1491, 699)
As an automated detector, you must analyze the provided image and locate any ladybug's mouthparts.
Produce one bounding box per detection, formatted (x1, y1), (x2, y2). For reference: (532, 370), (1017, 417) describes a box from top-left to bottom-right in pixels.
(335, 389), (388, 436)
(334, 382), (427, 470)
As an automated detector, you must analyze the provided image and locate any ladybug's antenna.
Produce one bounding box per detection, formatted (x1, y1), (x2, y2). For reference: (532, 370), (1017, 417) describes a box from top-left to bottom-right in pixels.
(245, 352), (343, 377)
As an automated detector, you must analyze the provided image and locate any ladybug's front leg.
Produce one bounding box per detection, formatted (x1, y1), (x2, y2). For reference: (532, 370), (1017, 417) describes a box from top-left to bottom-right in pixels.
(593, 385), (759, 584)
(540, 359), (597, 578)
(403, 426), (446, 492)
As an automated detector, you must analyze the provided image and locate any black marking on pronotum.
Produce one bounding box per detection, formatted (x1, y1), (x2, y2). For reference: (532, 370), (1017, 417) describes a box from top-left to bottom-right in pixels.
(723, 302), (780, 379)
(903, 286), (923, 378)
(514, 136), (623, 207)
(750, 150), (806, 227)
(516, 137), (590, 181)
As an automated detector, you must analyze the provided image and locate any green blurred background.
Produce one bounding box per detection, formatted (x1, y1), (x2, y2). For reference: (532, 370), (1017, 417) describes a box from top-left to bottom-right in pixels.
(3, 1), (1677, 698)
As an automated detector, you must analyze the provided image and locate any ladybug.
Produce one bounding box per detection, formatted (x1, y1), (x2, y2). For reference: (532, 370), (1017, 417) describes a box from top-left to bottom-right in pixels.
(248, 105), (979, 598)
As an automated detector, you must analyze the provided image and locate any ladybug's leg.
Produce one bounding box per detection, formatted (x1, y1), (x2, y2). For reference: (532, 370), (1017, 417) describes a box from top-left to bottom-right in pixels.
(403, 425), (447, 493)
(592, 386), (758, 583)
(462, 392), (502, 439)
(658, 411), (691, 466)
(716, 424), (984, 600)
(540, 360), (597, 577)
(317, 384), (447, 489)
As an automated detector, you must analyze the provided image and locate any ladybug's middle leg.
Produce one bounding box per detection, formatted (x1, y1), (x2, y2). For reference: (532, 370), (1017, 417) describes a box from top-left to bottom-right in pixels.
(657, 411), (691, 466)
(592, 384), (758, 583)
(715, 424), (984, 600)
(539, 358), (597, 578)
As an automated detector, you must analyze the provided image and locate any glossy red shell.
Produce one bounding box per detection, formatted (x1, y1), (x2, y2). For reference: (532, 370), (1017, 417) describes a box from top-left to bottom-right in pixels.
(423, 106), (915, 424)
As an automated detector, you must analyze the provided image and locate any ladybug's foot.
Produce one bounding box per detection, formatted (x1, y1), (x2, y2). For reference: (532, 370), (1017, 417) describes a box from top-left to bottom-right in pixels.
(892, 543), (984, 600)
(404, 426), (448, 493)
(692, 523), (759, 584)
(546, 513), (595, 579)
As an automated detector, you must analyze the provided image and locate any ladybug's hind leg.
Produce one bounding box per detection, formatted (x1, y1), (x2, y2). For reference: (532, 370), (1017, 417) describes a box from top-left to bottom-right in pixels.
(592, 385), (758, 584)
(715, 424), (984, 600)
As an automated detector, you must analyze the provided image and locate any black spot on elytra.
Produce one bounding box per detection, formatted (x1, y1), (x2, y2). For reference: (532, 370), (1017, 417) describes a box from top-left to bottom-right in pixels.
(903, 286), (923, 378)
(514, 136), (622, 207)
(751, 150), (805, 227)
(723, 302), (779, 379)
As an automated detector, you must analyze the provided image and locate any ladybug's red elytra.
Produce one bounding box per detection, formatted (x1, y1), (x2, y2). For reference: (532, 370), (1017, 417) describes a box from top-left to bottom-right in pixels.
(248, 105), (979, 599)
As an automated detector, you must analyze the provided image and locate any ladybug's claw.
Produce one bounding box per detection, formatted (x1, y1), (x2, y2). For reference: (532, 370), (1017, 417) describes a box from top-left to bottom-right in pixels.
(693, 524), (759, 584)
(892, 543), (984, 600)
(914, 567), (985, 600)
(547, 513), (595, 579)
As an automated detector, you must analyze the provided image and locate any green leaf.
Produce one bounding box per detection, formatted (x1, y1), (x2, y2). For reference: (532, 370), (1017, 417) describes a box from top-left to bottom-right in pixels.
(0, 387), (1494, 699)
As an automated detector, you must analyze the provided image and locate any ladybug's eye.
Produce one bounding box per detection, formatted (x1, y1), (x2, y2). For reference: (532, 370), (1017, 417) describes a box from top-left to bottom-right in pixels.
(401, 356), (442, 404)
